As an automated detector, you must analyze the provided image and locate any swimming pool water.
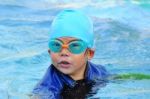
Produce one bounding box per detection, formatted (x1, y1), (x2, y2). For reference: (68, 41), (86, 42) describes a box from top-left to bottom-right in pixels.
(0, 1), (150, 99)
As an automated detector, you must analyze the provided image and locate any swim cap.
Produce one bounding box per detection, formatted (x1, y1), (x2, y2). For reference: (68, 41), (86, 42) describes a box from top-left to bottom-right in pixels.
(49, 9), (94, 48)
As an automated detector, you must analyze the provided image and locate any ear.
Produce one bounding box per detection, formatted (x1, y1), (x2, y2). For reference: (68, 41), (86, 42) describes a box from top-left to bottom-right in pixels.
(86, 49), (95, 60)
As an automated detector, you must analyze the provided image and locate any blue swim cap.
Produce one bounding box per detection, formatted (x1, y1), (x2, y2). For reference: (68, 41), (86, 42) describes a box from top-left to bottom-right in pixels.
(49, 9), (94, 48)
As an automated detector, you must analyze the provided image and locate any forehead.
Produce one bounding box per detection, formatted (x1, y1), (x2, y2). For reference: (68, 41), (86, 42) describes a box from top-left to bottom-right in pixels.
(57, 37), (79, 43)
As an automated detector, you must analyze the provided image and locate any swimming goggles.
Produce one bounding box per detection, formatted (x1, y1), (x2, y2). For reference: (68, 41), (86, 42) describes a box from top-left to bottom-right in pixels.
(48, 39), (88, 54)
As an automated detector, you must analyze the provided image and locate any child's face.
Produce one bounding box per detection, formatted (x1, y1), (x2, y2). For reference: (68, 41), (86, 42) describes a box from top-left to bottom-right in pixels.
(48, 37), (94, 80)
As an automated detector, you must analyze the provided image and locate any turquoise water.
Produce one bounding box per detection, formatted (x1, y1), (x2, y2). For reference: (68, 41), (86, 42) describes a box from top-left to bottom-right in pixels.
(0, 0), (150, 99)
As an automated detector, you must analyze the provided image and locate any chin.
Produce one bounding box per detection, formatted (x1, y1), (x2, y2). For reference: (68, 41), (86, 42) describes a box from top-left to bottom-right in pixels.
(60, 70), (73, 75)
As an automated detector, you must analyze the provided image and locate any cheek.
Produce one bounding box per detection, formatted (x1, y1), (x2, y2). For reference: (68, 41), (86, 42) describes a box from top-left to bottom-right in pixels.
(50, 53), (59, 63)
(73, 54), (87, 65)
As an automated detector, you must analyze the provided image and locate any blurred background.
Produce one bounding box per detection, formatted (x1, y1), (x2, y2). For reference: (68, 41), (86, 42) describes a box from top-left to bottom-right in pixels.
(0, 0), (150, 98)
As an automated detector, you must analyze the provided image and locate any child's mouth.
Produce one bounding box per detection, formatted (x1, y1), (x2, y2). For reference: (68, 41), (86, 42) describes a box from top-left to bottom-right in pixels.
(58, 61), (71, 68)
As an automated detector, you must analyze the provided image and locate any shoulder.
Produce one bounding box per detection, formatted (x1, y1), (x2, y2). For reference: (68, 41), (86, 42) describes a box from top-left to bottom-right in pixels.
(36, 65), (59, 87)
(88, 61), (109, 80)
(32, 65), (63, 96)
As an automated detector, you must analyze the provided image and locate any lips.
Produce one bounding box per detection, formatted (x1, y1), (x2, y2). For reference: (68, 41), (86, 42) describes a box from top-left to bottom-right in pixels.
(58, 61), (71, 68)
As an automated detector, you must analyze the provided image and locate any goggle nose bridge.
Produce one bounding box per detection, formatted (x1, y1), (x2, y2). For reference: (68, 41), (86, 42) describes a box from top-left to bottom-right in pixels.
(61, 44), (69, 49)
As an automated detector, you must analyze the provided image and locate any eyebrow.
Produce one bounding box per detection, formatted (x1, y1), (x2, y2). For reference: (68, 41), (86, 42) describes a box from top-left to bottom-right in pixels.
(56, 38), (81, 44)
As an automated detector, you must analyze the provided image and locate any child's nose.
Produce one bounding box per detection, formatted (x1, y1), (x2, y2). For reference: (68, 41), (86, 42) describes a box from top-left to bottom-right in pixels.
(60, 46), (70, 57)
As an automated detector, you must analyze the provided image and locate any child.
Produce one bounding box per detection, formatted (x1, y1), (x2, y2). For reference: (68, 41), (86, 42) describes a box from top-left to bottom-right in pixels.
(32, 9), (109, 99)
